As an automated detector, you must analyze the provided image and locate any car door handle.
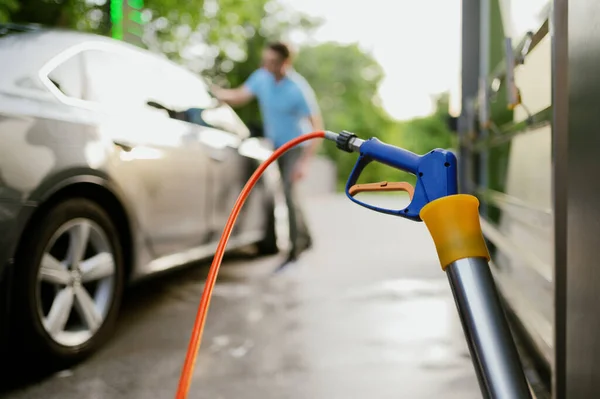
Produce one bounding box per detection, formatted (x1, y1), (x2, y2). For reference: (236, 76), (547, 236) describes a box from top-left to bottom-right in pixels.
(113, 140), (134, 152)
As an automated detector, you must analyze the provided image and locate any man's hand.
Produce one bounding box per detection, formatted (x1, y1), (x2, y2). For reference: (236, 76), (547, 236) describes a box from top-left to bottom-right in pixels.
(209, 84), (254, 107)
(209, 84), (225, 99)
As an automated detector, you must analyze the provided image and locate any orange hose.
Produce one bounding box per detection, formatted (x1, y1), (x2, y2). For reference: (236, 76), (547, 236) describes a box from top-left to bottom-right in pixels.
(175, 131), (326, 399)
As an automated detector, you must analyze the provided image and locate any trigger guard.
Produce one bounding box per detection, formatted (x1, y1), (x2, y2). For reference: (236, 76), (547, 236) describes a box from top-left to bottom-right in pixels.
(344, 154), (423, 222)
(346, 154), (372, 187)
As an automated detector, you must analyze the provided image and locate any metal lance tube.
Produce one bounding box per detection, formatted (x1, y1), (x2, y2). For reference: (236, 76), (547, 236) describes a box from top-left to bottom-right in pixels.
(420, 194), (531, 399)
(323, 131), (531, 398)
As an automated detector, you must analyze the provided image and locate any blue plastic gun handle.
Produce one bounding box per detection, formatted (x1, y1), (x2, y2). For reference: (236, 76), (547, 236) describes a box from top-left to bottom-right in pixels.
(344, 137), (459, 221)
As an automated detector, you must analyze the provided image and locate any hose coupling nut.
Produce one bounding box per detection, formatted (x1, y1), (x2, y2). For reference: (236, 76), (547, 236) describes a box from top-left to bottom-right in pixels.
(336, 131), (357, 153)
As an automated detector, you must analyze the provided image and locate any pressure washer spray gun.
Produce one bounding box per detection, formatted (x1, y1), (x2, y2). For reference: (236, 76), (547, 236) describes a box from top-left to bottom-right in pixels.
(175, 130), (533, 399)
(326, 131), (532, 399)
(327, 130), (457, 220)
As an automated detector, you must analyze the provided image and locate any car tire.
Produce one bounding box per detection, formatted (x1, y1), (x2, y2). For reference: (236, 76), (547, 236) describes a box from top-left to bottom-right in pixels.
(11, 198), (125, 366)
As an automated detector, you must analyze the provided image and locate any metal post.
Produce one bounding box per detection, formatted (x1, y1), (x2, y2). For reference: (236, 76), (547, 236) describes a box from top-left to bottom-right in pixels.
(446, 257), (532, 398)
(458, 0), (481, 194)
(419, 192), (532, 398)
(560, 0), (600, 397)
(551, 0), (568, 397)
(478, 0), (490, 217)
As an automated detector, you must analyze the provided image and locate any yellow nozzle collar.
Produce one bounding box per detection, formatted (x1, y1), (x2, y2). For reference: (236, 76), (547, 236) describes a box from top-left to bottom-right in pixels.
(420, 194), (490, 270)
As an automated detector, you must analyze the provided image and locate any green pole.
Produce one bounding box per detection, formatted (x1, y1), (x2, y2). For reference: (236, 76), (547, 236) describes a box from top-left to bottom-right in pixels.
(110, 0), (124, 40)
(110, 0), (145, 46)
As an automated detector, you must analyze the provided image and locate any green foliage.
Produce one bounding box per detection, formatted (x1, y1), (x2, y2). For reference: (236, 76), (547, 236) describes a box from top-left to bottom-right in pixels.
(7, 0), (110, 32)
(293, 42), (396, 188)
(293, 43), (455, 189)
(201, 2), (321, 132)
(398, 94), (456, 155)
(0, 0), (19, 23)
(143, 0), (268, 63)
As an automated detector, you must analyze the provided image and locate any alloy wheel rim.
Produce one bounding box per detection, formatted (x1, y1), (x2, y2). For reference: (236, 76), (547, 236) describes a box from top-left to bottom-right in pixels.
(36, 218), (116, 347)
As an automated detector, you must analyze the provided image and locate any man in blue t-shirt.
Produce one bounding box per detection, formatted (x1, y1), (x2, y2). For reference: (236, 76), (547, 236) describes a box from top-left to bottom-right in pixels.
(212, 41), (323, 269)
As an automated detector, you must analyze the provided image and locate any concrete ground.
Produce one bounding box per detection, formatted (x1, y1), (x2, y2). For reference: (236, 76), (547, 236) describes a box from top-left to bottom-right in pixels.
(2, 194), (481, 399)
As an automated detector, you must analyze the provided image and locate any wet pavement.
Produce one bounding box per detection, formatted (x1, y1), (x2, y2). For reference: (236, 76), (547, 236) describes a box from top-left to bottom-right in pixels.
(2, 194), (481, 399)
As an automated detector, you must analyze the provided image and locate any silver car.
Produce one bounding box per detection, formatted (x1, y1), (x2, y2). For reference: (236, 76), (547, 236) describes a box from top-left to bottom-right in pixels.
(0, 24), (288, 364)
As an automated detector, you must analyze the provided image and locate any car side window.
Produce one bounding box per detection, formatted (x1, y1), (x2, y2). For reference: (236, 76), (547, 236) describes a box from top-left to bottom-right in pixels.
(44, 42), (250, 139)
(199, 105), (251, 139)
(158, 61), (214, 111)
(79, 47), (206, 124)
(79, 48), (164, 114)
(46, 52), (84, 100)
(155, 61), (249, 138)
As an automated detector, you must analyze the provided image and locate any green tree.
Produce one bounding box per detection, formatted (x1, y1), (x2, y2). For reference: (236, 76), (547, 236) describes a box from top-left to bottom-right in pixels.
(0, 0), (19, 23)
(374, 93), (456, 187)
(199, 1), (321, 133)
(398, 93), (456, 157)
(143, 0), (269, 63)
(293, 42), (395, 188)
(293, 41), (456, 189)
(7, 0), (110, 32)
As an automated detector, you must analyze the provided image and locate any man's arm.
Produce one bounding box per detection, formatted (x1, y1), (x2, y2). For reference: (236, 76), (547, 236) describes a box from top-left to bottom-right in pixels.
(211, 85), (254, 107)
(303, 112), (324, 158)
(294, 89), (324, 181)
(211, 69), (263, 108)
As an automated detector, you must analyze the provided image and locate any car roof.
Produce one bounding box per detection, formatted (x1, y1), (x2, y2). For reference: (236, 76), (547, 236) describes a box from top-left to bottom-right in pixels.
(0, 24), (146, 93)
(0, 24), (215, 109)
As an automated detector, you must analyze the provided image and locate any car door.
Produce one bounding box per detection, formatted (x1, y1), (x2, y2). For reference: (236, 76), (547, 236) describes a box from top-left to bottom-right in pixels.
(141, 65), (261, 243)
(195, 103), (273, 243)
(78, 44), (213, 258)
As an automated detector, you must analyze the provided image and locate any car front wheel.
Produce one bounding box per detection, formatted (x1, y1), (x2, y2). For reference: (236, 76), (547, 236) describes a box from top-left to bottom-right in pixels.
(12, 198), (125, 365)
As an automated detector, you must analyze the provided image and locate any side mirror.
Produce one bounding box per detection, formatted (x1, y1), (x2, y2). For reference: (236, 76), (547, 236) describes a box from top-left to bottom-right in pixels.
(147, 101), (182, 120)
